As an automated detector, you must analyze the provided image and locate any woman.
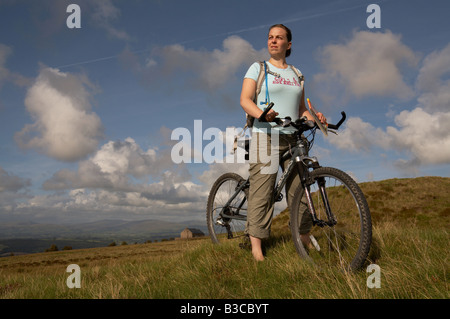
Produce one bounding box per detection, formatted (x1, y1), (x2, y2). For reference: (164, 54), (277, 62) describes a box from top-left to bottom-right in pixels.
(240, 24), (326, 261)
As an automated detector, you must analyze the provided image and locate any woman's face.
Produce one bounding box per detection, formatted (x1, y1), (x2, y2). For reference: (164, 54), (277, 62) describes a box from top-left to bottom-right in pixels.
(267, 27), (291, 58)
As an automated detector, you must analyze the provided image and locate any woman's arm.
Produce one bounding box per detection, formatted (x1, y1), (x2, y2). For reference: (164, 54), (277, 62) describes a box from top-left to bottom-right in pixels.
(240, 78), (278, 120)
(299, 86), (310, 119)
(298, 86), (327, 123)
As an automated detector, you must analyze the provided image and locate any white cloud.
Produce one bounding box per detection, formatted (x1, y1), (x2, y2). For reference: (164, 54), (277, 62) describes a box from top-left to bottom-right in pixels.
(0, 166), (32, 221)
(0, 166), (30, 193)
(43, 137), (168, 190)
(13, 185), (206, 223)
(331, 108), (450, 162)
(327, 117), (390, 152)
(90, 0), (131, 41)
(387, 108), (450, 166)
(15, 67), (104, 162)
(416, 43), (450, 112)
(314, 30), (419, 102)
(92, 138), (158, 178)
(31, 125), (253, 222)
(0, 43), (31, 88)
(41, 137), (205, 218)
(328, 108), (450, 168)
(323, 37), (450, 175)
(129, 35), (267, 93)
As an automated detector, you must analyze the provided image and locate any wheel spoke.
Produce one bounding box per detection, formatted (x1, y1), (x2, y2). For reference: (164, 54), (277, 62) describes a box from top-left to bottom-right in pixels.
(207, 174), (248, 243)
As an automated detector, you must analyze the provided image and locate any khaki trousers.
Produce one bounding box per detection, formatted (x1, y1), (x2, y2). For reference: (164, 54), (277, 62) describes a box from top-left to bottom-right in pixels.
(246, 131), (312, 239)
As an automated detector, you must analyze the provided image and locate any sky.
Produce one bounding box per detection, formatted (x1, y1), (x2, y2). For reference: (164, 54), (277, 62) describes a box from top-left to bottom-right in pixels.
(0, 0), (449, 225)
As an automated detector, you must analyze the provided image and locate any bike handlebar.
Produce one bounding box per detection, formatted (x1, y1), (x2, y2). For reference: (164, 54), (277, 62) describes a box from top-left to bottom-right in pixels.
(268, 106), (346, 133)
(327, 112), (346, 130)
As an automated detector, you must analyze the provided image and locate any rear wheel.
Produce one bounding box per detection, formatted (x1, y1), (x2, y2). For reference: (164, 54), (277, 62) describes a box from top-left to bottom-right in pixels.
(206, 173), (248, 244)
(290, 167), (372, 271)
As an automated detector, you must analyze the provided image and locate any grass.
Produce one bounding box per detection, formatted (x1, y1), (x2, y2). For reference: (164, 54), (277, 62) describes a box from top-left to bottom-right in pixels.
(0, 177), (448, 299)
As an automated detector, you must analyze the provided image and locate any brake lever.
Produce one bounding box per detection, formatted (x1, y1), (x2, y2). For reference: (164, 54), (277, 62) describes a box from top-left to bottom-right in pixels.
(273, 117), (292, 128)
(258, 102), (275, 122)
(328, 129), (338, 135)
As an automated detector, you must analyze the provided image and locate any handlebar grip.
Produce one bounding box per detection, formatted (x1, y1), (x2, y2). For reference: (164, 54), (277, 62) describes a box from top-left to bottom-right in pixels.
(258, 102), (275, 122)
(327, 111), (346, 130)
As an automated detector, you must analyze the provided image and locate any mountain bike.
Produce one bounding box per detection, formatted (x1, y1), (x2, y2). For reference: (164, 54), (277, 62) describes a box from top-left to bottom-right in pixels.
(206, 102), (372, 271)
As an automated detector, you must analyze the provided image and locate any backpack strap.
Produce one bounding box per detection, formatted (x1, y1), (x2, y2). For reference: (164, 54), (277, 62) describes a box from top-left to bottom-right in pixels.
(246, 61), (281, 128)
(255, 61), (281, 99)
(254, 61), (266, 102)
(289, 64), (305, 90)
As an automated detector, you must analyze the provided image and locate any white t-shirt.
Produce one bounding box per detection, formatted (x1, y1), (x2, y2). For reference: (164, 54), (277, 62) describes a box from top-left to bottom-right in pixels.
(244, 61), (303, 134)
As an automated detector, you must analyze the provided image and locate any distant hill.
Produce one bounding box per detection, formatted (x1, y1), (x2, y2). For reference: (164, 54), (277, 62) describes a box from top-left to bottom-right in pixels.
(0, 238), (111, 257)
(0, 219), (205, 240)
(0, 219), (207, 255)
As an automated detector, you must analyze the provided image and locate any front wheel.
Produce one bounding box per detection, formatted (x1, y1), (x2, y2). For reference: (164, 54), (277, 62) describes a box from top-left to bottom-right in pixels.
(290, 167), (372, 271)
(206, 173), (248, 244)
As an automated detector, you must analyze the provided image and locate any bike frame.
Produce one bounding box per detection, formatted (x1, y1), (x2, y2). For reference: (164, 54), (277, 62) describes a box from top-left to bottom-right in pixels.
(218, 133), (337, 227)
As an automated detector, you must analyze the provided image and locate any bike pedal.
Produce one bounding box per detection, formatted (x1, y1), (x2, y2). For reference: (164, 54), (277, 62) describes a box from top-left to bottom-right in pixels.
(275, 193), (283, 202)
(215, 219), (225, 226)
(310, 235), (321, 251)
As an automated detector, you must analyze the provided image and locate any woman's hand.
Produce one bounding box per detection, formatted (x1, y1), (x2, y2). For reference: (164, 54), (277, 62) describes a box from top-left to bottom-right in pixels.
(316, 112), (327, 125)
(265, 110), (279, 122)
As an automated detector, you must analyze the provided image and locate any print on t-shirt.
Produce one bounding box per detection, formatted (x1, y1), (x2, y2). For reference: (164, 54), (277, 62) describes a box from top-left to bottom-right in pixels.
(272, 76), (300, 87)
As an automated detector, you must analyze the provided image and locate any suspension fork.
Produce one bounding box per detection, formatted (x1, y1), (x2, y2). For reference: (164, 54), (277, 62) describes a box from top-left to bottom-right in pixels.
(292, 136), (337, 227)
(301, 173), (322, 227)
(297, 160), (337, 227)
(293, 139), (323, 227)
(317, 177), (337, 226)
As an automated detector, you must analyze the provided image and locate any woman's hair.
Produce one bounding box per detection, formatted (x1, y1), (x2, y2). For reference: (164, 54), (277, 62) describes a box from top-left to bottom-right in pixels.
(269, 24), (292, 57)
